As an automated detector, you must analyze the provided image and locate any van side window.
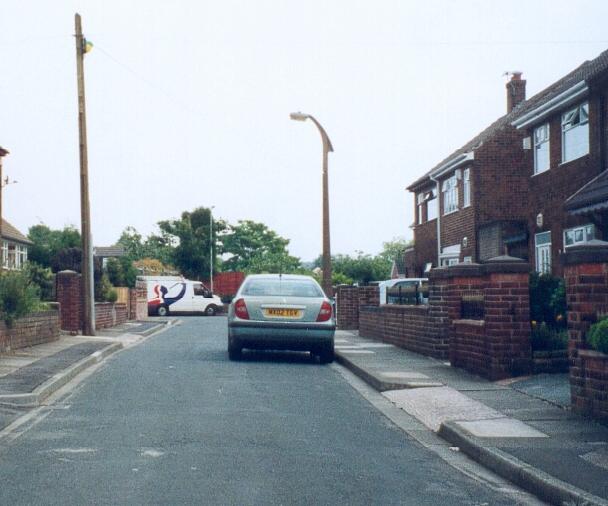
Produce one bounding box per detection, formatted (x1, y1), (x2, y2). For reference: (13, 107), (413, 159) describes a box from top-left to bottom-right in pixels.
(193, 285), (206, 296)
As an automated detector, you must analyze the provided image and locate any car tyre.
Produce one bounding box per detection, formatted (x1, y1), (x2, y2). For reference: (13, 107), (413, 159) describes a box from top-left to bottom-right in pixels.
(228, 338), (242, 361)
(318, 343), (334, 364)
(204, 304), (217, 316)
(157, 304), (169, 317)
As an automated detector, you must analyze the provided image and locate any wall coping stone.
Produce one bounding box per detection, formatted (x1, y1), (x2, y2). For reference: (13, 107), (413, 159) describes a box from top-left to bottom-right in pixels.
(57, 270), (80, 276)
(429, 259), (529, 279)
(561, 241), (608, 265)
(453, 319), (485, 327)
(579, 349), (608, 359)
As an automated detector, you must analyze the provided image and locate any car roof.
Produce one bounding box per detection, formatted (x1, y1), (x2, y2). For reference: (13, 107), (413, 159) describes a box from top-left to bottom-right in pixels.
(244, 274), (316, 281)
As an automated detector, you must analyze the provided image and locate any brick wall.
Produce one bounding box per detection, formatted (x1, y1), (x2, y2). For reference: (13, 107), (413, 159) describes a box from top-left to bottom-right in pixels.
(128, 281), (148, 321)
(0, 308), (60, 353)
(336, 286), (360, 330)
(437, 259), (531, 380)
(563, 243), (608, 419)
(359, 304), (449, 359)
(95, 302), (128, 330)
(56, 270), (82, 332)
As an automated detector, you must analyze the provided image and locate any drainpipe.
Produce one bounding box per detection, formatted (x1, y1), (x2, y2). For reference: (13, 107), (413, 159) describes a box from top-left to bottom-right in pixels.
(430, 174), (441, 267)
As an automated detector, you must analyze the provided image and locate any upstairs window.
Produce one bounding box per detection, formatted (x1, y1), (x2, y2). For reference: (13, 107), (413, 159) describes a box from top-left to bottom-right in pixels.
(463, 168), (471, 207)
(534, 123), (550, 174)
(427, 188), (438, 221)
(442, 175), (458, 215)
(417, 193), (425, 224)
(562, 102), (589, 163)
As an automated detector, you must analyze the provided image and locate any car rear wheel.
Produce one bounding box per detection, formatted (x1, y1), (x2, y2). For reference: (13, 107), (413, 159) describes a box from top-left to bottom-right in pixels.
(317, 343), (334, 364)
(228, 338), (242, 361)
(204, 304), (217, 316)
(157, 305), (169, 317)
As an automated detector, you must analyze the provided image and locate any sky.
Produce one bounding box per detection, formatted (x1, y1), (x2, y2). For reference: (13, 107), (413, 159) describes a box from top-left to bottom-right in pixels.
(2, 1), (608, 262)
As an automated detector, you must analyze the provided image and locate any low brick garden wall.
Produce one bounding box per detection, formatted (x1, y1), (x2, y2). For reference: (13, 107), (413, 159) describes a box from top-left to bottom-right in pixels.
(532, 350), (569, 374)
(0, 307), (60, 353)
(95, 302), (128, 330)
(359, 304), (449, 359)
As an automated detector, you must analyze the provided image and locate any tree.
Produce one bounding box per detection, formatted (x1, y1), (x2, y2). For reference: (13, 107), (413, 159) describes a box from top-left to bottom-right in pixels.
(323, 251), (391, 285)
(157, 207), (225, 280)
(221, 220), (301, 274)
(27, 224), (81, 271)
(106, 257), (138, 288)
(380, 236), (413, 263)
(117, 226), (174, 266)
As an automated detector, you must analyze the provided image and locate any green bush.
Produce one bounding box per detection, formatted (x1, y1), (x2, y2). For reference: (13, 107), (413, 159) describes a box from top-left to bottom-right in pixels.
(588, 318), (608, 354)
(0, 270), (41, 326)
(530, 272), (567, 329)
(530, 322), (568, 351)
(25, 262), (54, 301)
(96, 274), (118, 303)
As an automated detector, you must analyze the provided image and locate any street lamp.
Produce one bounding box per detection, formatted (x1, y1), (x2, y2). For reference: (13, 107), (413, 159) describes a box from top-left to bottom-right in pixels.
(209, 206), (215, 293)
(290, 112), (334, 296)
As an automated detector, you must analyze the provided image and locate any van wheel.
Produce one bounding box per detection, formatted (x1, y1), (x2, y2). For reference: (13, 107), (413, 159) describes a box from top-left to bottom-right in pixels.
(204, 305), (217, 316)
(157, 305), (169, 317)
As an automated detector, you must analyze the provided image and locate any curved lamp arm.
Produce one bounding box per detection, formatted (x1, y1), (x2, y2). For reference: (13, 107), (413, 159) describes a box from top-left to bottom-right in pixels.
(290, 112), (334, 152)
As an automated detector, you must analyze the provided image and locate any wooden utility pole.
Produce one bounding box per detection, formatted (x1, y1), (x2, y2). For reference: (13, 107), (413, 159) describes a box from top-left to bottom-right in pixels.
(75, 13), (95, 335)
(0, 147), (8, 245)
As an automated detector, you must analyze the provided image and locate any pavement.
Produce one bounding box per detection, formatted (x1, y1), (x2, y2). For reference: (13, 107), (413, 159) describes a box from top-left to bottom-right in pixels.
(335, 329), (608, 506)
(0, 319), (173, 431)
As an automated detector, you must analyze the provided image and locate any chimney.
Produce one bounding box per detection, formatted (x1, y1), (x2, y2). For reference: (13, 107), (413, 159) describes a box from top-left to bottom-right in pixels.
(506, 72), (526, 113)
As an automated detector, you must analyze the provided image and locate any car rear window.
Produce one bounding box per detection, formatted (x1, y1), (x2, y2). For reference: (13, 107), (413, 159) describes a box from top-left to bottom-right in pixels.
(241, 278), (324, 298)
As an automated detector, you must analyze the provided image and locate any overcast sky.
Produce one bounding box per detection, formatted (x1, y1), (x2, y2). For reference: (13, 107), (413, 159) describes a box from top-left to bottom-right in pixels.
(2, 1), (608, 261)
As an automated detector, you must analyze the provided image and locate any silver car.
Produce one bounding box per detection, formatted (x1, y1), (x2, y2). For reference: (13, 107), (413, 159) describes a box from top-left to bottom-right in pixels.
(227, 274), (335, 363)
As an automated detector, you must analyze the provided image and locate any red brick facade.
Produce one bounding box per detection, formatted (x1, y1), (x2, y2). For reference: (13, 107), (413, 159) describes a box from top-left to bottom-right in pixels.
(407, 51), (608, 278)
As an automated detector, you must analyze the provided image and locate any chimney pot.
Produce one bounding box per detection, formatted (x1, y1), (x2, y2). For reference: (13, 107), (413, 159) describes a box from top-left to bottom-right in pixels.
(506, 72), (526, 113)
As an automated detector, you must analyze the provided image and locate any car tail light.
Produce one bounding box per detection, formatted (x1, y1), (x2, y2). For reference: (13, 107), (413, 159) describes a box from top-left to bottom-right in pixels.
(316, 301), (333, 322)
(234, 298), (250, 320)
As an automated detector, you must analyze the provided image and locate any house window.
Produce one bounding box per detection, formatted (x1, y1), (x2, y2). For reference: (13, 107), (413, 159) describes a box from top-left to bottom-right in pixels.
(417, 193), (425, 224)
(534, 123), (550, 174)
(463, 168), (471, 207)
(564, 224), (595, 247)
(6, 244), (16, 269)
(440, 244), (460, 266)
(17, 245), (27, 269)
(427, 189), (438, 221)
(442, 175), (458, 214)
(1, 242), (7, 269)
(535, 232), (552, 274)
(562, 103), (589, 163)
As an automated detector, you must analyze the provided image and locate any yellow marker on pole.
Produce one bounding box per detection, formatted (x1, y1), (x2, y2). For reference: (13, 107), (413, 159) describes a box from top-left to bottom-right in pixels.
(83, 38), (94, 53)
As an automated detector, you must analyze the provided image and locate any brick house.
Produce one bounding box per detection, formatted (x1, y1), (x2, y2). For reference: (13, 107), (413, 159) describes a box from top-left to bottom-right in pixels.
(407, 49), (608, 277)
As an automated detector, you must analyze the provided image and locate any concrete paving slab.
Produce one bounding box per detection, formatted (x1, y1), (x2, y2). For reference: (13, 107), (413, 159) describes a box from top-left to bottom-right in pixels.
(454, 418), (548, 438)
(338, 349), (375, 355)
(581, 446), (608, 471)
(379, 371), (429, 380)
(383, 386), (504, 431)
(356, 343), (394, 348)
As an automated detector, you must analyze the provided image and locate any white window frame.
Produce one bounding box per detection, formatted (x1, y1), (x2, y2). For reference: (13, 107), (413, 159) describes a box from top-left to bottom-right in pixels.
(440, 244), (460, 266)
(1, 241), (7, 269)
(442, 175), (458, 215)
(564, 224), (595, 248)
(417, 193), (425, 225)
(533, 123), (550, 174)
(535, 232), (552, 274)
(562, 102), (589, 163)
(462, 168), (471, 207)
(427, 189), (438, 221)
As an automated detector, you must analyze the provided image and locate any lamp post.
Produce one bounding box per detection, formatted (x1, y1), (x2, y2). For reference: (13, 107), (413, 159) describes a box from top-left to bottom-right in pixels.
(209, 206), (215, 293)
(0, 147), (8, 246)
(290, 112), (333, 296)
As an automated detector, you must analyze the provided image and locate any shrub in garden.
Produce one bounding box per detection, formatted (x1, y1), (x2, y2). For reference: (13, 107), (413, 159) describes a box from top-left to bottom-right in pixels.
(588, 317), (608, 354)
(0, 270), (41, 326)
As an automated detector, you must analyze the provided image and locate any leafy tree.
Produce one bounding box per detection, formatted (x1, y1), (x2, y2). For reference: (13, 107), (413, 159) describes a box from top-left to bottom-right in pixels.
(106, 257), (138, 288)
(157, 207), (225, 280)
(221, 220), (301, 273)
(322, 251), (391, 285)
(380, 237), (413, 263)
(27, 224), (81, 271)
(133, 258), (174, 275)
(117, 226), (174, 266)
(0, 270), (41, 326)
(25, 262), (54, 301)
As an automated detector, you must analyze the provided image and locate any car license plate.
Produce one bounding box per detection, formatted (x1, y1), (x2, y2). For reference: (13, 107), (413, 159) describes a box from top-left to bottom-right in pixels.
(264, 308), (302, 318)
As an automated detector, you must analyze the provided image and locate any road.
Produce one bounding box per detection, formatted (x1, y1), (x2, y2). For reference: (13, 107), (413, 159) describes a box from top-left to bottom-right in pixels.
(0, 317), (541, 505)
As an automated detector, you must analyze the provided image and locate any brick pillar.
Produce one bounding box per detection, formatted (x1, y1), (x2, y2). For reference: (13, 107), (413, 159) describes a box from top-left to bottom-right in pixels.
(358, 285), (379, 307)
(336, 285), (359, 330)
(56, 270), (82, 332)
(483, 257), (532, 380)
(562, 241), (608, 414)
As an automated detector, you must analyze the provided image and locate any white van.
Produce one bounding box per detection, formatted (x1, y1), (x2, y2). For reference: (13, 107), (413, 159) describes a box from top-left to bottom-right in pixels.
(378, 278), (429, 305)
(139, 276), (224, 316)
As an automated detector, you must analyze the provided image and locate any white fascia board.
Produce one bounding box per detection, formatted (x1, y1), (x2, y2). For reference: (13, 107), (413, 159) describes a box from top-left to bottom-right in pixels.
(511, 81), (589, 129)
(430, 152), (474, 180)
